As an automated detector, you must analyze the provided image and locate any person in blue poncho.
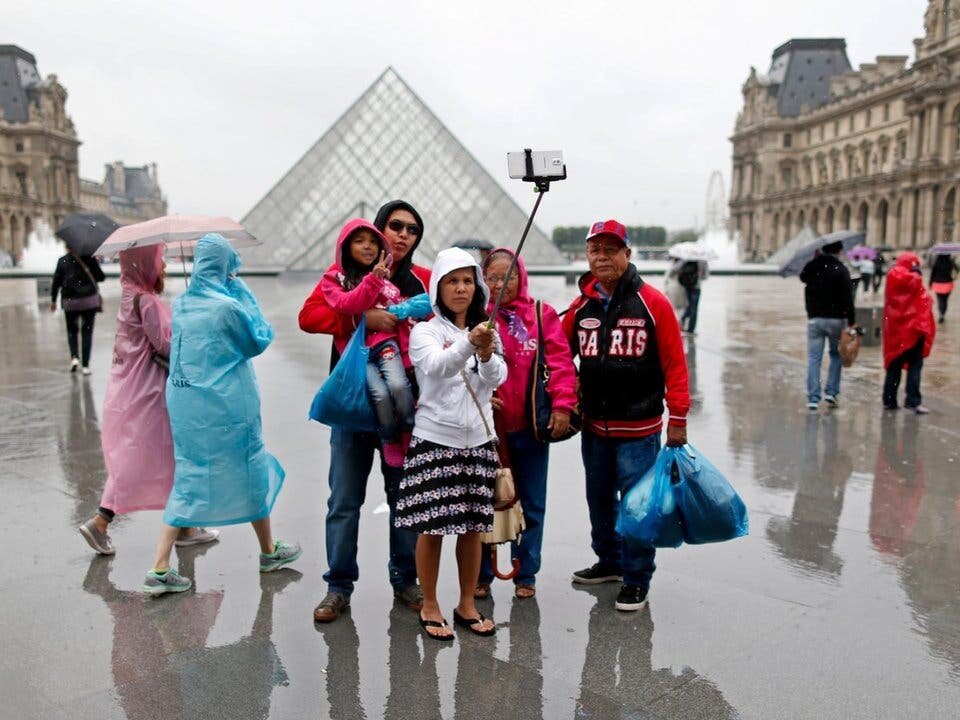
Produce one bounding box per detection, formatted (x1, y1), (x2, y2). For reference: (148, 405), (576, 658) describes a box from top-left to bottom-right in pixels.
(143, 233), (301, 596)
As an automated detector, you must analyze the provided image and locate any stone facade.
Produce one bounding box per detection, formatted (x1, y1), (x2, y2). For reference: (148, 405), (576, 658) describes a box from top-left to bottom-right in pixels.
(730, 2), (960, 260)
(79, 161), (167, 227)
(0, 45), (81, 261)
(0, 45), (165, 264)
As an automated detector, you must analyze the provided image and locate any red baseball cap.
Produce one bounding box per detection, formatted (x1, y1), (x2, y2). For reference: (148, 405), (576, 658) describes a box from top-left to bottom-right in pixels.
(585, 219), (630, 247)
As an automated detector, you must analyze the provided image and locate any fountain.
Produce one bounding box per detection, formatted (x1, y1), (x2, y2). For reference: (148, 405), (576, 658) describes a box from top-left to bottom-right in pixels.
(697, 170), (740, 269)
(19, 218), (65, 271)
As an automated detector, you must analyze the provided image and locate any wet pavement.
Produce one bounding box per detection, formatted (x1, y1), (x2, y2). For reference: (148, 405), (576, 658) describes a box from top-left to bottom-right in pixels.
(1, 273), (958, 720)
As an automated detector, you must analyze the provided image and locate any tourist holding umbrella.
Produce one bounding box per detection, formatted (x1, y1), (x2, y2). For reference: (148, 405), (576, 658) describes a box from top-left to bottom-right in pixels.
(50, 217), (111, 374)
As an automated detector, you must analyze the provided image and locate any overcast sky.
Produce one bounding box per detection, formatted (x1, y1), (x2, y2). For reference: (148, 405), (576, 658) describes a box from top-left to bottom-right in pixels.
(14, 1), (924, 233)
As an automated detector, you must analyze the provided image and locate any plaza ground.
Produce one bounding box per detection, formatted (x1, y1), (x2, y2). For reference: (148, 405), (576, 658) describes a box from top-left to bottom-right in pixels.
(1, 273), (958, 719)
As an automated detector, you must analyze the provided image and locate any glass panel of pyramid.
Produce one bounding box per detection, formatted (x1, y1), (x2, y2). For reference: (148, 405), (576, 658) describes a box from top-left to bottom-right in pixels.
(240, 67), (563, 270)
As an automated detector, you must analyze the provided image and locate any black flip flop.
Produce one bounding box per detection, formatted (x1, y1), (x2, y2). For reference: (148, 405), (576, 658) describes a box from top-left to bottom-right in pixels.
(419, 613), (454, 641)
(452, 609), (496, 636)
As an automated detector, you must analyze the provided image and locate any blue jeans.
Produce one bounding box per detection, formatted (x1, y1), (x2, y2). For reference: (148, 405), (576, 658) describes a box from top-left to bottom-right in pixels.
(367, 340), (415, 442)
(479, 429), (550, 586)
(581, 431), (660, 590)
(681, 286), (701, 333)
(806, 317), (844, 403)
(883, 337), (924, 409)
(323, 427), (418, 596)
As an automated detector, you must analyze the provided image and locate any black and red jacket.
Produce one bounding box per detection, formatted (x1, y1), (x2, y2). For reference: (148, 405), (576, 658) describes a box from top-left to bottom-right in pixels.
(562, 264), (690, 438)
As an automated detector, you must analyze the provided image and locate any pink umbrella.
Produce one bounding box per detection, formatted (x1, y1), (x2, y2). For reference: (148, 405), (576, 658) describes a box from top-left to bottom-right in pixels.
(930, 242), (960, 254)
(97, 215), (258, 257)
(847, 246), (877, 260)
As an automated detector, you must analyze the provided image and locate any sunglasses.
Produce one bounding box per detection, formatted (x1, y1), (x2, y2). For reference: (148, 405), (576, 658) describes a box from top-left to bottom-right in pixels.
(387, 219), (421, 237)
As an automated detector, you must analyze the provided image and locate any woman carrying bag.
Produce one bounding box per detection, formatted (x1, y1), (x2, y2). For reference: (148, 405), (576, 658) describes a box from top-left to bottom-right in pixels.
(475, 248), (577, 600)
(50, 248), (106, 375)
(394, 248), (507, 640)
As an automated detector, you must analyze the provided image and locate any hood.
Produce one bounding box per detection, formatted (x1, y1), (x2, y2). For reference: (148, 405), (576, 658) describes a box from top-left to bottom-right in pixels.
(119, 244), (165, 293)
(374, 200), (424, 279)
(190, 233), (241, 294)
(428, 247), (490, 315)
(895, 252), (921, 271)
(333, 218), (390, 272)
(481, 246), (530, 309)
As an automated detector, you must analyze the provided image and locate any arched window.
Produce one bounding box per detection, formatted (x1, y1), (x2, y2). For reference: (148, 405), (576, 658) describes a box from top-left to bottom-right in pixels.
(841, 204), (851, 229)
(826, 206), (835, 233)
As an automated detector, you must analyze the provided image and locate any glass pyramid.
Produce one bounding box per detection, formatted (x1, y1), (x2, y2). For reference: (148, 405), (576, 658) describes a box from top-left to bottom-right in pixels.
(240, 67), (563, 270)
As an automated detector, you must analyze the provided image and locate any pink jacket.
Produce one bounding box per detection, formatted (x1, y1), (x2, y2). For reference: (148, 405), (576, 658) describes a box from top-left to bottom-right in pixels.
(320, 218), (403, 351)
(99, 245), (174, 514)
(483, 247), (577, 433)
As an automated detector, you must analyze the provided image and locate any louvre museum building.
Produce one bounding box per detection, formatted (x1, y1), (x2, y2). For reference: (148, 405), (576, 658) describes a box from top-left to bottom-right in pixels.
(730, 1), (960, 259)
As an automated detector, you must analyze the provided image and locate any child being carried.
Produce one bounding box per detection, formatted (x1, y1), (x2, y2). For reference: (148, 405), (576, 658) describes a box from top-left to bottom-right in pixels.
(322, 219), (431, 466)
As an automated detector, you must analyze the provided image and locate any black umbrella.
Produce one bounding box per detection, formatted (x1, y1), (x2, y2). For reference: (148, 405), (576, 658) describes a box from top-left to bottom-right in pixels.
(778, 230), (865, 277)
(451, 238), (494, 252)
(55, 213), (120, 256)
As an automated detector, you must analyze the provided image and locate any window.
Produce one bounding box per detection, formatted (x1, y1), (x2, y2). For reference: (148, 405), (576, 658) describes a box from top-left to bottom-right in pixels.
(834, 120), (840, 136)
(884, 103), (890, 121)
(806, 129), (811, 144)
(781, 166), (793, 189)
(866, 109), (872, 127)
(15, 142), (24, 152)
(16, 170), (27, 195)
(900, 139), (908, 159)
(783, 133), (793, 148)
(849, 116), (855, 132)
(819, 125), (825, 141)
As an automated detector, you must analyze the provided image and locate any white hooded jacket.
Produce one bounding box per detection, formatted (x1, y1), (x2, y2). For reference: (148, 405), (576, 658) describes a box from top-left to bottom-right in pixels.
(409, 248), (507, 449)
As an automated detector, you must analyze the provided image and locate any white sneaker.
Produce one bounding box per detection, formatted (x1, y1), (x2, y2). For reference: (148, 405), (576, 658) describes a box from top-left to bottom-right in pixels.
(174, 528), (221, 547)
(81, 367), (92, 376)
(70, 358), (80, 373)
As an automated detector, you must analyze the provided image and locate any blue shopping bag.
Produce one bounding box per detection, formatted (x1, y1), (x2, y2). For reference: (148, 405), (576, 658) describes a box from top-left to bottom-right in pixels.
(671, 444), (749, 544)
(309, 316), (378, 432)
(617, 447), (684, 548)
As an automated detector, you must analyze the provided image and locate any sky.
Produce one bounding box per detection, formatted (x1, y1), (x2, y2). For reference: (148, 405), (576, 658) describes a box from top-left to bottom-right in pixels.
(13, 0), (925, 233)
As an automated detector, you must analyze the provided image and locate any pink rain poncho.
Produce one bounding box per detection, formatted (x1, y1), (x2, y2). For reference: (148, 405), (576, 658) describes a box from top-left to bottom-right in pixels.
(99, 244), (174, 514)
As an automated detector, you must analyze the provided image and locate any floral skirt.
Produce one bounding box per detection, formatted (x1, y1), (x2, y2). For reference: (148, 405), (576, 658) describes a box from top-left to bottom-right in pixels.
(394, 436), (496, 535)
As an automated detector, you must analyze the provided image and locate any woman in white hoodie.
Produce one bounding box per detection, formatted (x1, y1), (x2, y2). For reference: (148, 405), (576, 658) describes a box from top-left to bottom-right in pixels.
(394, 248), (507, 640)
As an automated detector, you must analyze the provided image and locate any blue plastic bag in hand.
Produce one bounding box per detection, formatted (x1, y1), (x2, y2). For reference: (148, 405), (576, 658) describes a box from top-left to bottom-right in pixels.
(309, 316), (378, 432)
(617, 447), (684, 548)
(671, 444), (749, 544)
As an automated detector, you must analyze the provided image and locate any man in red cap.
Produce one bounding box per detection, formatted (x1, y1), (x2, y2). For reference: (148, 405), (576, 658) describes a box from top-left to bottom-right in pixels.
(562, 219), (690, 611)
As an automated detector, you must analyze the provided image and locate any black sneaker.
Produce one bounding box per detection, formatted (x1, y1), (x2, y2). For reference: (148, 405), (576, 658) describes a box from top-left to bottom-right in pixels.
(615, 584), (648, 612)
(571, 563), (622, 585)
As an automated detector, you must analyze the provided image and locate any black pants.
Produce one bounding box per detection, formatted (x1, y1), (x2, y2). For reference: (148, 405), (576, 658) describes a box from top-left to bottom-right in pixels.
(883, 337), (924, 409)
(64, 309), (97, 366)
(936, 292), (950, 319)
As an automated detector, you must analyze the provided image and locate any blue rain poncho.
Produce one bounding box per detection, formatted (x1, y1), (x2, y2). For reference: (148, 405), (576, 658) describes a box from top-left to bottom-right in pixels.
(163, 234), (284, 527)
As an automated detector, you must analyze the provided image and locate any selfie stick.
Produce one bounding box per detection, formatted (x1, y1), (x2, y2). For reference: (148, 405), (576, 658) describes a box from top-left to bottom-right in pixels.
(488, 150), (564, 323)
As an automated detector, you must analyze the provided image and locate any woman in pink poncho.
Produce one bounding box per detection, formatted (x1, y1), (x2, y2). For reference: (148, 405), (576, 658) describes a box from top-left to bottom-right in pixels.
(78, 245), (218, 554)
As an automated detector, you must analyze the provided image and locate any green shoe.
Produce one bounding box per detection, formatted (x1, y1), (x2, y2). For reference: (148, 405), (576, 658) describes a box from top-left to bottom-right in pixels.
(259, 540), (302, 573)
(142, 568), (191, 596)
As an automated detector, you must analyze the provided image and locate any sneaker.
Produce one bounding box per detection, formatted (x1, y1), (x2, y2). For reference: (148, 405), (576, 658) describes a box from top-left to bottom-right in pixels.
(142, 568), (192, 596)
(174, 528), (221, 547)
(571, 563), (622, 585)
(259, 540), (302, 572)
(807, 401), (819, 411)
(911, 405), (930, 415)
(615, 584), (648, 612)
(394, 583), (424, 611)
(824, 395), (838, 408)
(313, 591), (350, 623)
(81, 367), (92, 376)
(78, 518), (115, 555)
(70, 358), (79, 373)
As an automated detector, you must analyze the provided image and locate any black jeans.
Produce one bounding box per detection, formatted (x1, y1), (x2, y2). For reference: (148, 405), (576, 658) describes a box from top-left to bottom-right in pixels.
(64, 309), (97, 366)
(883, 337), (924, 409)
(936, 292), (950, 319)
(681, 286), (701, 333)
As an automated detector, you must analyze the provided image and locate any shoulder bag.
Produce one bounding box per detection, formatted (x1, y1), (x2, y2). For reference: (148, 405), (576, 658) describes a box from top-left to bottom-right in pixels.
(62, 256), (103, 313)
(529, 300), (581, 443)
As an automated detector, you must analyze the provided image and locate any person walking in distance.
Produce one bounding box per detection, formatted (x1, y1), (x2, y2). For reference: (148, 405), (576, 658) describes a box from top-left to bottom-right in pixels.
(929, 252), (958, 324)
(51, 248), (105, 375)
(562, 220), (690, 612)
(799, 241), (856, 411)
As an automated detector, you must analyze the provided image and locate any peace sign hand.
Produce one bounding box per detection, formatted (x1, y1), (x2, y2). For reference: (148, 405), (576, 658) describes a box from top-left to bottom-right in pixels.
(372, 251), (392, 279)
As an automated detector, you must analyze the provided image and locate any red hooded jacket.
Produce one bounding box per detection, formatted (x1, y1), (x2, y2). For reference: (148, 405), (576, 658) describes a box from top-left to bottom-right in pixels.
(882, 252), (936, 369)
(482, 248), (578, 433)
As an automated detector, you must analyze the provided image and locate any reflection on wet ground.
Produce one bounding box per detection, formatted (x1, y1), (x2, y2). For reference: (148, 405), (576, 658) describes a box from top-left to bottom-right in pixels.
(1, 274), (957, 719)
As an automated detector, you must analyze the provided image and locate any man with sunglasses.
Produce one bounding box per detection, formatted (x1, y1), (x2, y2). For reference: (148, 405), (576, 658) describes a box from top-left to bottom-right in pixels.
(561, 219), (690, 612)
(299, 200), (431, 623)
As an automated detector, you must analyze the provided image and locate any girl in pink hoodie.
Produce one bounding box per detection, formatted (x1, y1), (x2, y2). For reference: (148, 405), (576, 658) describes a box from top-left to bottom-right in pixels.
(321, 219), (431, 466)
(476, 247), (577, 599)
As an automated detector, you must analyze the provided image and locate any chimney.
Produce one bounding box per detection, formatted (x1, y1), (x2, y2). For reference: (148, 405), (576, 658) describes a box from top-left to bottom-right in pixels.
(111, 161), (125, 197)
